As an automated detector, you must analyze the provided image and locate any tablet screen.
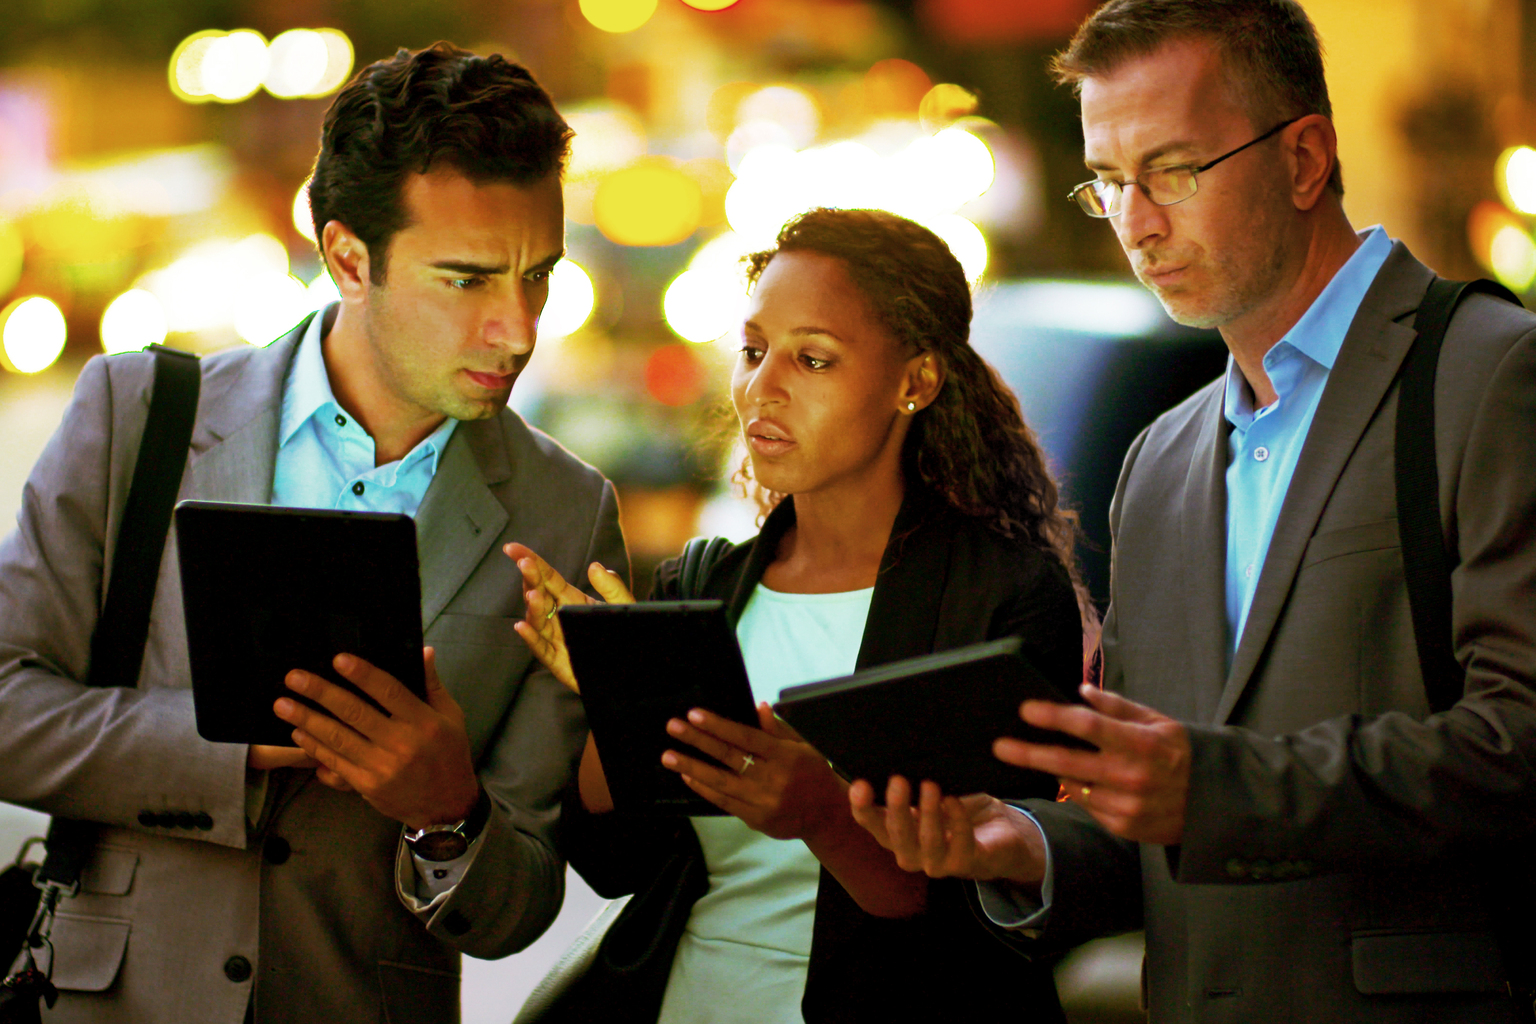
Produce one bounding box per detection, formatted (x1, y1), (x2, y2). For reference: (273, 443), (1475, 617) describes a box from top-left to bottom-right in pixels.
(559, 602), (757, 815)
(176, 501), (425, 746)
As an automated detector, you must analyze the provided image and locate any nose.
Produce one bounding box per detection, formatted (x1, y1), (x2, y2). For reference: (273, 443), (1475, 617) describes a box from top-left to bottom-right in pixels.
(741, 347), (790, 409)
(1113, 181), (1170, 253)
(482, 285), (539, 358)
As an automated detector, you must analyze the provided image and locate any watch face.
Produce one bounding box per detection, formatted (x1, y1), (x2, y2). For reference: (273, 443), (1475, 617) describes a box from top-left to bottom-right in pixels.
(411, 830), (469, 862)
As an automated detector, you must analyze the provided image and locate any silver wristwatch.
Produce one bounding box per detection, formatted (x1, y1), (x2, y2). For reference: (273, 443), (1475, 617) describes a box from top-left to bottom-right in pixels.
(403, 788), (491, 862)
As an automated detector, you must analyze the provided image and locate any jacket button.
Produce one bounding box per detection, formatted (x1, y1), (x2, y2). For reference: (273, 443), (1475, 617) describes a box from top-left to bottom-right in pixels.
(224, 955), (252, 983)
(444, 910), (471, 937)
(263, 836), (291, 865)
(194, 812), (214, 831)
(137, 811), (156, 827)
(175, 812), (197, 830)
(154, 812), (177, 829)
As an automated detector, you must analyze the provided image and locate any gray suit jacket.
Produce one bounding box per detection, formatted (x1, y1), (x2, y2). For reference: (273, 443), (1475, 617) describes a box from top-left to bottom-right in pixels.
(0, 316), (627, 1022)
(1001, 243), (1536, 1022)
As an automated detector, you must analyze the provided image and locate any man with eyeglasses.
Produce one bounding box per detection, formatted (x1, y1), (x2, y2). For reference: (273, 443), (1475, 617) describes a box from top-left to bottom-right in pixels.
(851, 1), (1536, 1021)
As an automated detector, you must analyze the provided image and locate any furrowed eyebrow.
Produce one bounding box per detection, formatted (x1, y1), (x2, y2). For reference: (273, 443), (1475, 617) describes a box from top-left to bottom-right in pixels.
(1086, 139), (1201, 173)
(429, 260), (510, 275)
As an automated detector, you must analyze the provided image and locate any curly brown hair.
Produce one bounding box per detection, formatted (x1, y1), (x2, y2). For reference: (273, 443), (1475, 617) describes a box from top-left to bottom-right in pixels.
(740, 208), (1097, 636)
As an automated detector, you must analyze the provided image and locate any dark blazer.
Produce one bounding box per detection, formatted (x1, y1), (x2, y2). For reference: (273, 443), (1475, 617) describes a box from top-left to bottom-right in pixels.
(543, 488), (1082, 1024)
(989, 243), (1536, 1023)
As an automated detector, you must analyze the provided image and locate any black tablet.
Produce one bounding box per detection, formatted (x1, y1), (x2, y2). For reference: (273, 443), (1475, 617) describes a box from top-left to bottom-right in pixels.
(558, 601), (758, 815)
(773, 637), (1091, 801)
(175, 500), (426, 746)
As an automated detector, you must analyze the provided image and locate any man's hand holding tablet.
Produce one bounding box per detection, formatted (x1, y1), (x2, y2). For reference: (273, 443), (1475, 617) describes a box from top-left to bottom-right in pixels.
(847, 683), (1194, 887)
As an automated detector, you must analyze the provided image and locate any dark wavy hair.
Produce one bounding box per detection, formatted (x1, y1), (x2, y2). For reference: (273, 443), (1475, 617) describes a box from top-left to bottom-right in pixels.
(309, 42), (572, 283)
(742, 208), (1097, 634)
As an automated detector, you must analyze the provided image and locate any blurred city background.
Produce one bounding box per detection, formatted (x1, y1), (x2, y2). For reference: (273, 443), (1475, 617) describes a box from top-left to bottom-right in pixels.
(2, 0), (1534, 1019)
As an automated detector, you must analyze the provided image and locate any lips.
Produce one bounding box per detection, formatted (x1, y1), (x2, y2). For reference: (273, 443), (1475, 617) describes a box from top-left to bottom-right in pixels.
(465, 369), (516, 391)
(745, 418), (795, 457)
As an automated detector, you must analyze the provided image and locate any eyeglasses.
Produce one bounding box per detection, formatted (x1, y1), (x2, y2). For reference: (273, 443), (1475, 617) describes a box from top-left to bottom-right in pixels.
(1068, 116), (1304, 218)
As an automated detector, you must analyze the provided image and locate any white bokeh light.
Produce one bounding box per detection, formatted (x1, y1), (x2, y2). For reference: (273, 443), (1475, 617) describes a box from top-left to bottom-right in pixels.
(538, 260), (596, 340)
(1491, 225), (1536, 291)
(264, 29), (330, 98)
(101, 289), (169, 354)
(2, 297), (67, 374)
(292, 177), (315, 243)
(203, 30), (270, 103)
(1503, 147), (1536, 217)
(233, 272), (312, 345)
(923, 214), (989, 284)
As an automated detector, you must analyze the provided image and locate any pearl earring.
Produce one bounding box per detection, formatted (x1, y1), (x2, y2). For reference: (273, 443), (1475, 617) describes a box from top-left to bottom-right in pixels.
(906, 401), (917, 412)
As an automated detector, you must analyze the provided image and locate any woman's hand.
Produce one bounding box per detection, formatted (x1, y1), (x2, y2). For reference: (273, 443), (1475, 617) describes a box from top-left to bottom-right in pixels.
(661, 703), (848, 842)
(848, 776), (1047, 887)
(505, 542), (632, 693)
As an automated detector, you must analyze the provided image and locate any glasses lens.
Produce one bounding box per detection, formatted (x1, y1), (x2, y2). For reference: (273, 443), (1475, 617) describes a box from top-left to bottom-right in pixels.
(1072, 180), (1117, 217)
(1141, 167), (1197, 206)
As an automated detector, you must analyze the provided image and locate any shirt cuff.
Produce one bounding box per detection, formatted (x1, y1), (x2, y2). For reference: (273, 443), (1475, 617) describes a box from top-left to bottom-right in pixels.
(244, 768), (269, 829)
(974, 805), (1054, 936)
(408, 835), (482, 904)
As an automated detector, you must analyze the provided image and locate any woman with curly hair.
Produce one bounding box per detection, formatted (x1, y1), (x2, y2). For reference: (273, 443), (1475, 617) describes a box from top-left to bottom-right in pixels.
(507, 207), (1090, 1024)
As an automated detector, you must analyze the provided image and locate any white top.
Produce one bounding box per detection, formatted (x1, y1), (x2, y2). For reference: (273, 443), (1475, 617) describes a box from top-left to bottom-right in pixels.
(657, 584), (874, 1024)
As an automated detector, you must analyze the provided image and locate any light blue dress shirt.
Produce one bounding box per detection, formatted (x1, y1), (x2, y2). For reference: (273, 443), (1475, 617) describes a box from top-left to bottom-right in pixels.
(268, 306), (465, 897)
(270, 308), (457, 514)
(976, 226), (1394, 934)
(1223, 226), (1391, 655)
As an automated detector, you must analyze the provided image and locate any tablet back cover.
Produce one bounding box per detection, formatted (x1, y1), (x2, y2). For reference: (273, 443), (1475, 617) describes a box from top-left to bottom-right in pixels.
(774, 637), (1086, 800)
(176, 501), (425, 746)
(560, 602), (756, 815)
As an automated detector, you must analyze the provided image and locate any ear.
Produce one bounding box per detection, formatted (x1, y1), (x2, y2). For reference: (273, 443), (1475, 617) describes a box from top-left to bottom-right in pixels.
(898, 351), (945, 414)
(1285, 114), (1338, 213)
(320, 220), (373, 300)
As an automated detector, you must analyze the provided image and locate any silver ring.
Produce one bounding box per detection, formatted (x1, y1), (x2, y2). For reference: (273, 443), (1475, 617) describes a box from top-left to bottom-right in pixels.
(737, 754), (755, 775)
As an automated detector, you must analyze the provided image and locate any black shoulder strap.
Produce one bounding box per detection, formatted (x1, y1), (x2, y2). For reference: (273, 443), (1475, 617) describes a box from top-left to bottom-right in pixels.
(677, 536), (732, 601)
(37, 345), (200, 890)
(1395, 278), (1521, 715)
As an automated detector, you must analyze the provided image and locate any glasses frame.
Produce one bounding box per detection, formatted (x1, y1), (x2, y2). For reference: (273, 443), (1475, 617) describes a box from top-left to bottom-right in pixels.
(1068, 115), (1306, 218)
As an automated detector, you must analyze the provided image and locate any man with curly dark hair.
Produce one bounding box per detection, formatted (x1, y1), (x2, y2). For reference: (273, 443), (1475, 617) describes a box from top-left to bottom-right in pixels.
(0, 43), (625, 1022)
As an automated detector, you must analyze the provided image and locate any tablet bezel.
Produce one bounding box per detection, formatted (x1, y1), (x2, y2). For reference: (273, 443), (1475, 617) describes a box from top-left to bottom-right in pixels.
(176, 500), (426, 747)
(558, 601), (758, 816)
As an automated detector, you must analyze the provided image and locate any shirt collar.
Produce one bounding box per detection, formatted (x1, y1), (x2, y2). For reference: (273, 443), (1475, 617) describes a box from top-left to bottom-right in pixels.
(278, 303), (458, 475)
(279, 305), (338, 447)
(1223, 225), (1393, 426)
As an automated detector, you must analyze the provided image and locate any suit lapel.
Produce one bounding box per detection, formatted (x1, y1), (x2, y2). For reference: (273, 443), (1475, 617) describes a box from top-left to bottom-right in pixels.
(855, 493), (950, 669)
(1181, 386), (1231, 723)
(182, 317), (309, 503)
(415, 417), (510, 630)
(1215, 244), (1431, 723)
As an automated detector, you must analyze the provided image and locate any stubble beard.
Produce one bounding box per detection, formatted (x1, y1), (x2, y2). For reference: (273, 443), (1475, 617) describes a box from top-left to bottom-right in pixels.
(363, 290), (503, 424)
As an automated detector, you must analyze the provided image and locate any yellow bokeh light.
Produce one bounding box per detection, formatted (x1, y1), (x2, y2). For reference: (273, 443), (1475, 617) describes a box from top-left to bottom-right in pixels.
(579, 0), (658, 33)
(565, 105), (648, 179)
(594, 160), (703, 247)
(892, 128), (995, 216)
(1, 296), (67, 374)
(0, 218), (23, 297)
(919, 84), (979, 131)
(538, 261), (597, 340)
(1490, 225), (1536, 291)
(265, 29), (330, 99)
(293, 177), (316, 243)
(203, 30), (270, 103)
(308, 269), (341, 310)
(308, 29), (355, 98)
(1498, 146), (1536, 217)
(682, 0), (741, 9)
(101, 290), (168, 355)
